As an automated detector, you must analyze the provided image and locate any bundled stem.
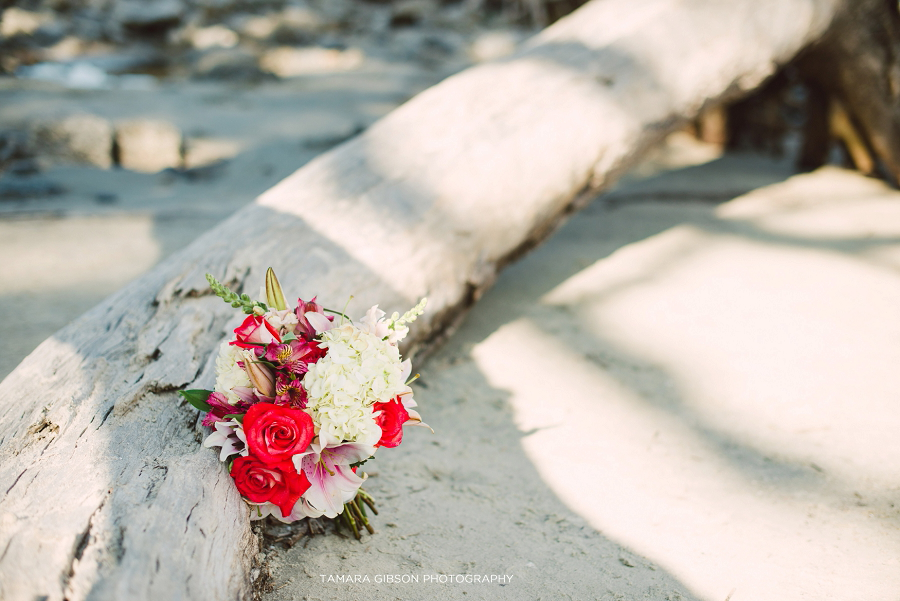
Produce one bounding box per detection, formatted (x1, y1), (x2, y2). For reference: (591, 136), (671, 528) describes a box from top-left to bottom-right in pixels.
(340, 489), (378, 540)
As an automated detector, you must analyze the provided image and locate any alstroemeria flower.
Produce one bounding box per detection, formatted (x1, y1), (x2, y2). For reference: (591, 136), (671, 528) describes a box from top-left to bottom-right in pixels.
(275, 373), (308, 408)
(201, 391), (249, 427)
(263, 339), (323, 375)
(203, 419), (248, 460)
(293, 440), (373, 518)
(231, 315), (281, 349)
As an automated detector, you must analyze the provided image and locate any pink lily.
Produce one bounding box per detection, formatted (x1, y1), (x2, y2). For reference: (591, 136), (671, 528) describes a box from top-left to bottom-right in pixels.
(292, 440), (374, 518)
(294, 297), (333, 340)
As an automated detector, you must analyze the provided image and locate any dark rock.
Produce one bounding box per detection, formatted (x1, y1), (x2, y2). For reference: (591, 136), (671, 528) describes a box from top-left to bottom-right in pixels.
(95, 192), (119, 204)
(113, 0), (185, 33)
(0, 175), (66, 200)
(6, 159), (41, 176)
(0, 130), (30, 166)
(191, 47), (273, 82)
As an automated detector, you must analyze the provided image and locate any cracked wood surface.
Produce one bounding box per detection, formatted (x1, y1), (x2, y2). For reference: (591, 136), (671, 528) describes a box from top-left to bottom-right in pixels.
(0, 0), (842, 599)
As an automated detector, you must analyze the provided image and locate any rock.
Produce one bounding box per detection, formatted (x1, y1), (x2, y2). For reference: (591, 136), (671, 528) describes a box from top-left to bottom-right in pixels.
(271, 6), (329, 44)
(468, 29), (525, 62)
(190, 25), (239, 49)
(308, 0), (355, 24)
(259, 46), (364, 77)
(113, 0), (184, 30)
(41, 36), (91, 62)
(6, 158), (41, 176)
(232, 13), (279, 40)
(282, 5), (328, 31)
(390, 0), (435, 28)
(0, 7), (54, 38)
(32, 113), (114, 168)
(0, 130), (29, 165)
(18, 61), (109, 89)
(390, 28), (464, 66)
(182, 137), (240, 169)
(0, 175), (65, 199)
(94, 191), (118, 204)
(191, 0), (238, 9)
(192, 47), (271, 81)
(115, 119), (182, 173)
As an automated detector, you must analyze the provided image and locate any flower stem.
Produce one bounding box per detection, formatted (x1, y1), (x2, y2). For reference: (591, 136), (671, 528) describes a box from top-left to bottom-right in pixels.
(342, 504), (360, 540)
(348, 497), (374, 535)
(357, 489), (379, 515)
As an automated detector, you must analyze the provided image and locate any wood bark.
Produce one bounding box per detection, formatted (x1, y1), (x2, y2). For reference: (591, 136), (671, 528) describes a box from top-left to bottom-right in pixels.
(796, 0), (900, 184)
(0, 0), (843, 599)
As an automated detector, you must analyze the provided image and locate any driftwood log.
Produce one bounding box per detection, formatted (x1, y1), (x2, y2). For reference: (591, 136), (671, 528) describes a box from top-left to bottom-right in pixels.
(0, 0), (847, 599)
(795, 0), (900, 184)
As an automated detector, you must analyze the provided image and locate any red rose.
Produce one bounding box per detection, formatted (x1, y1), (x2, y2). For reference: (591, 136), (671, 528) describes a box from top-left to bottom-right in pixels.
(231, 315), (281, 349)
(244, 403), (314, 464)
(373, 396), (410, 448)
(231, 455), (309, 517)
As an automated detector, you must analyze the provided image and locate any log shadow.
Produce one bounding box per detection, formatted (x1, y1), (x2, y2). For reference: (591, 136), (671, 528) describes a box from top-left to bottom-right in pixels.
(437, 159), (900, 599)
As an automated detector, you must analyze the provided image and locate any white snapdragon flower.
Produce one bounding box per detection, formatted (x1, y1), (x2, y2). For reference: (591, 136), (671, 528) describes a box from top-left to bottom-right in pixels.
(358, 298), (428, 344)
(214, 342), (251, 405)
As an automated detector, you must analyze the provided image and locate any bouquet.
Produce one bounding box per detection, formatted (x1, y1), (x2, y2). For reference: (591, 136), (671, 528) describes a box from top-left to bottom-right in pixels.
(180, 268), (429, 538)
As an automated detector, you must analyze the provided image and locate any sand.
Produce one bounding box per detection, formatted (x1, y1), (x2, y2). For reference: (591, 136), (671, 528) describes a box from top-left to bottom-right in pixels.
(260, 155), (900, 601)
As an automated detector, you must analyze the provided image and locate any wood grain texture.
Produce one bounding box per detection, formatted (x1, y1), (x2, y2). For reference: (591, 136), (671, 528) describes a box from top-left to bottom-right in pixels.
(0, 0), (842, 599)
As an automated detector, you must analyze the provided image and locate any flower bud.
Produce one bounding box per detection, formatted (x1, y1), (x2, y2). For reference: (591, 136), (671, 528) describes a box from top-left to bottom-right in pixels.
(242, 350), (275, 397)
(265, 267), (288, 311)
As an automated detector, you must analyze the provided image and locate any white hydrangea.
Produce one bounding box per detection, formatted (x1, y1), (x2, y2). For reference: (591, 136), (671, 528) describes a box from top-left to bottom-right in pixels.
(303, 322), (407, 445)
(214, 341), (251, 405)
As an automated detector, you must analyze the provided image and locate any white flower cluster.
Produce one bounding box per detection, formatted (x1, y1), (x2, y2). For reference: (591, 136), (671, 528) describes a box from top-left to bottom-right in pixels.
(303, 321), (407, 446)
(214, 342), (251, 404)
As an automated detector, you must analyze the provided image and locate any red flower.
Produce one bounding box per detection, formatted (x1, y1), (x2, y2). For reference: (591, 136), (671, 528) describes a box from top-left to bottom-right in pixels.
(243, 403), (314, 464)
(373, 396), (410, 448)
(230, 315), (281, 349)
(231, 455), (309, 517)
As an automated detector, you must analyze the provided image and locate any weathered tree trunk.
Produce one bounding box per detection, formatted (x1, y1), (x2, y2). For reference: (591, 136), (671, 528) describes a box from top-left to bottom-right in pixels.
(0, 0), (844, 599)
(796, 0), (900, 184)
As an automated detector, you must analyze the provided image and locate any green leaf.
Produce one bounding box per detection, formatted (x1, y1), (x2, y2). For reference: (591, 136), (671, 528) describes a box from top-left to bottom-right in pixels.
(179, 389), (213, 412)
(281, 331), (298, 342)
(223, 413), (244, 422)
